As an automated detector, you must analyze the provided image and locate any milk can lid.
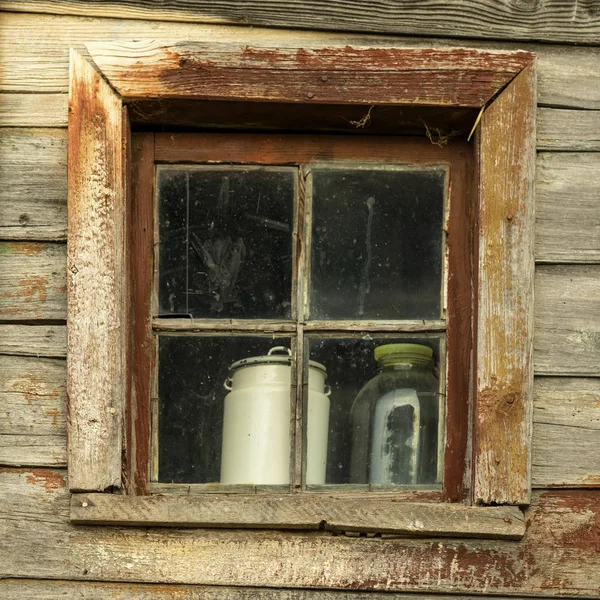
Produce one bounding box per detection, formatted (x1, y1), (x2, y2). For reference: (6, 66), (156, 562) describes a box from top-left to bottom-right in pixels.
(229, 346), (327, 374)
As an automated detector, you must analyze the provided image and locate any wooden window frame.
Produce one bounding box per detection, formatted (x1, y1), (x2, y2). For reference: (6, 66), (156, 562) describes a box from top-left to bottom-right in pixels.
(66, 42), (535, 540)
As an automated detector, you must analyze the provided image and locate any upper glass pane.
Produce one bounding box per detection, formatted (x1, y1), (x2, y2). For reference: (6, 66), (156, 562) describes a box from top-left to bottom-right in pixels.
(309, 166), (446, 320)
(157, 166), (295, 319)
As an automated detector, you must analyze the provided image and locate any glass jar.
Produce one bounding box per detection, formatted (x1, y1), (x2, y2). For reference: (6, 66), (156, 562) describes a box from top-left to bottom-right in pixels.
(350, 343), (439, 485)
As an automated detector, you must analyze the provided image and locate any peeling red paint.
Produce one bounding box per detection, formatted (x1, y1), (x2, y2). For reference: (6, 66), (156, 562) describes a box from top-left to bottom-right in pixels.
(25, 469), (66, 493)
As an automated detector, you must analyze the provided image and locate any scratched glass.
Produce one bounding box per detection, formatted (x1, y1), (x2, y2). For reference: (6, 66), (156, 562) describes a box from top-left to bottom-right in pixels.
(157, 166), (295, 319)
(309, 167), (446, 320)
(158, 335), (292, 483)
(306, 336), (442, 487)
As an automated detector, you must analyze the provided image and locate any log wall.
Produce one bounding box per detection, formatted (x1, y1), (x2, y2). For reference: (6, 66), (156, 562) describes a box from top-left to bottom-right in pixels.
(0, 4), (599, 599)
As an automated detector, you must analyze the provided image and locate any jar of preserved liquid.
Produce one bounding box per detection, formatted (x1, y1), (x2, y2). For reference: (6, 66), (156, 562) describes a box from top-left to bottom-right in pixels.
(220, 347), (330, 485)
(350, 343), (440, 485)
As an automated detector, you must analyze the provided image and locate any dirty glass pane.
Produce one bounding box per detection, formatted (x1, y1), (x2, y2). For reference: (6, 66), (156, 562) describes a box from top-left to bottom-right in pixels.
(306, 336), (443, 487)
(157, 167), (295, 319)
(158, 335), (292, 484)
(310, 167), (445, 320)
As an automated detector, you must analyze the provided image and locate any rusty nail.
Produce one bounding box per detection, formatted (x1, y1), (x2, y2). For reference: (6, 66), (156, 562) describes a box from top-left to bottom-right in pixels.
(307, 92), (314, 99)
(109, 407), (116, 415)
(70, 265), (78, 274)
(503, 517), (512, 523)
(321, 75), (328, 82)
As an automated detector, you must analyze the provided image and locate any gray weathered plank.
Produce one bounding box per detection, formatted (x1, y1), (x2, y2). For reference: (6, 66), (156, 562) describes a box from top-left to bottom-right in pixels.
(70, 493), (525, 539)
(0, 93), (67, 127)
(533, 377), (600, 488)
(536, 153), (600, 263)
(1, 469), (600, 596)
(0, 325), (66, 357)
(0, 128), (67, 241)
(474, 63), (535, 505)
(0, 355), (66, 467)
(0, 579), (560, 600)
(534, 265), (600, 376)
(0, 434), (66, 467)
(67, 50), (126, 492)
(0, 13), (599, 109)
(538, 108), (600, 151)
(1, 0), (599, 45)
(0, 242), (66, 320)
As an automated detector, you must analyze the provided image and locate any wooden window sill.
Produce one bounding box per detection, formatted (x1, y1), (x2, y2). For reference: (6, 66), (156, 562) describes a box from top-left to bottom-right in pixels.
(70, 493), (525, 540)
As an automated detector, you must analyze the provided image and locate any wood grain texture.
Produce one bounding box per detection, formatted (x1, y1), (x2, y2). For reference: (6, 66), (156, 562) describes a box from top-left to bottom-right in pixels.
(533, 378), (600, 488)
(0, 356), (66, 467)
(1, 0), (600, 45)
(0, 580), (562, 600)
(536, 153), (600, 263)
(1, 13), (599, 108)
(0, 93), (67, 127)
(67, 50), (125, 492)
(474, 63), (536, 506)
(70, 493), (525, 539)
(538, 108), (600, 151)
(0, 128), (67, 241)
(86, 40), (530, 107)
(534, 265), (600, 376)
(0, 242), (66, 320)
(1, 469), (600, 595)
(0, 325), (66, 358)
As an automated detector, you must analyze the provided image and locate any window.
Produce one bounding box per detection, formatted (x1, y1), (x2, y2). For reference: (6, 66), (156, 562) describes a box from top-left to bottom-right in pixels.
(139, 135), (471, 500)
(67, 42), (535, 539)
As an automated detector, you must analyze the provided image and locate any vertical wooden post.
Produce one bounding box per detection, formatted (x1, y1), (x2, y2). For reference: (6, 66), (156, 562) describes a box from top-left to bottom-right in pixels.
(67, 50), (126, 491)
(474, 62), (536, 505)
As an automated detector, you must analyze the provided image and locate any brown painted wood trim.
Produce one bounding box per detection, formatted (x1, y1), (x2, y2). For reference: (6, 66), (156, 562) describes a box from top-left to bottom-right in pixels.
(128, 133), (155, 495)
(155, 133), (471, 165)
(86, 41), (533, 107)
(70, 493), (525, 539)
(67, 49), (125, 492)
(443, 143), (474, 502)
(473, 62), (536, 505)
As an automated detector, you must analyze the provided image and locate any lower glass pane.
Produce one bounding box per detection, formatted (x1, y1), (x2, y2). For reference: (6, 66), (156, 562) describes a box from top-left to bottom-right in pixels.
(306, 335), (444, 487)
(157, 335), (292, 484)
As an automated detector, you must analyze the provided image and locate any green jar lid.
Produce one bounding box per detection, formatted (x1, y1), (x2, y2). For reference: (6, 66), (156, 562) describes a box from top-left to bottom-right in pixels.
(374, 343), (433, 366)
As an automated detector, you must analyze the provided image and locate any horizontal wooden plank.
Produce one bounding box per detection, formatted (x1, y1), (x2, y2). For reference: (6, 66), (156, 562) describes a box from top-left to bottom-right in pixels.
(0, 93), (67, 127)
(0, 242), (66, 320)
(0, 13), (599, 109)
(0, 579), (548, 600)
(534, 265), (600, 376)
(1, 0), (599, 45)
(0, 128), (67, 241)
(70, 493), (525, 539)
(1, 468), (600, 595)
(538, 108), (600, 151)
(0, 355), (66, 466)
(536, 153), (600, 263)
(0, 325), (66, 357)
(533, 377), (600, 488)
(0, 434), (66, 467)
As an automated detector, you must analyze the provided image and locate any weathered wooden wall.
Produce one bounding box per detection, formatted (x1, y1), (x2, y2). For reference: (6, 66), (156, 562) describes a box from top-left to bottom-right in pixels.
(0, 4), (599, 599)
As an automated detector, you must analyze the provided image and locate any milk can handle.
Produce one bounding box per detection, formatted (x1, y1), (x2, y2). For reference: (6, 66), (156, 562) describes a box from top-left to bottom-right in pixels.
(268, 346), (292, 356)
(224, 377), (233, 391)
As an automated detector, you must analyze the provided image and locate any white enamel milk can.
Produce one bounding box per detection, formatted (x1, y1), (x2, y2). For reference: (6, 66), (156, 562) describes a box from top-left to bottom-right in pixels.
(220, 347), (330, 485)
